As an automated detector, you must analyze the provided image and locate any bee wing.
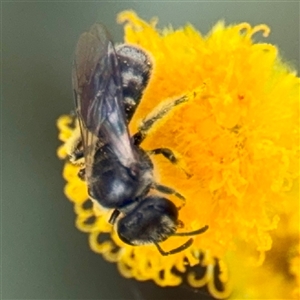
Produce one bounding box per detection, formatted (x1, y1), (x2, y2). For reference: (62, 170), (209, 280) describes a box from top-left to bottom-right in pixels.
(72, 23), (136, 178)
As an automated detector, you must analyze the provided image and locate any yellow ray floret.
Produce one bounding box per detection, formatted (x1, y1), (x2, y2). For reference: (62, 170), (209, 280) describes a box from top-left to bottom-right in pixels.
(57, 10), (299, 297)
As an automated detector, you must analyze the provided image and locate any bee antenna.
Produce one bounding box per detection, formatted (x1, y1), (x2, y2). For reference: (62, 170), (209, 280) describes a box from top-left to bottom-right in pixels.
(173, 225), (209, 237)
(154, 226), (209, 256)
(154, 238), (193, 256)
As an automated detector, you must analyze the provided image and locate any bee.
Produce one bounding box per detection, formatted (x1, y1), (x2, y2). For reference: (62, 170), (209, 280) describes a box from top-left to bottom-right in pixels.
(70, 23), (208, 255)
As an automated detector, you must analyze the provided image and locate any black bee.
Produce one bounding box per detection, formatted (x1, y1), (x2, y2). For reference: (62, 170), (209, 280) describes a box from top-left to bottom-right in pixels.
(71, 23), (208, 255)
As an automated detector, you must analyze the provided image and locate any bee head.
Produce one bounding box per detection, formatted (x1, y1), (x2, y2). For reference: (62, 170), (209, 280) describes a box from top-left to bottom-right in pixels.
(116, 195), (209, 255)
(117, 195), (178, 246)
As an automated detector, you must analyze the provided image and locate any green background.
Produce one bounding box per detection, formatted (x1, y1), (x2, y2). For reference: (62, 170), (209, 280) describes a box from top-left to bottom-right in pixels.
(2, 1), (299, 299)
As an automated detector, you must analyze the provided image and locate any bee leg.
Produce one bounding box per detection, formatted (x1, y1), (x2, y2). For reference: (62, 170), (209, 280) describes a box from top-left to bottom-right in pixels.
(65, 126), (84, 164)
(70, 149), (84, 163)
(152, 183), (186, 209)
(78, 168), (86, 181)
(132, 95), (188, 146)
(108, 209), (120, 225)
(148, 148), (178, 163)
(148, 148), (192, 178)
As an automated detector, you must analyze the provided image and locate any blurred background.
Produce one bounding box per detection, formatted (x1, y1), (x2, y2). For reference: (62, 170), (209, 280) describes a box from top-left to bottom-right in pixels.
(2, 2), (299, 299)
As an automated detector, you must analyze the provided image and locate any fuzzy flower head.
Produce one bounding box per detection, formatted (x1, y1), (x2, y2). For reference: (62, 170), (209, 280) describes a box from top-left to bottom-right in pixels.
(57, 11), (299, 297)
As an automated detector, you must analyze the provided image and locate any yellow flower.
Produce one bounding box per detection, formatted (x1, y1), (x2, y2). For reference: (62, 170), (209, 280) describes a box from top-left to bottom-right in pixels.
(57, 11), (299, 298)
(226, 181), (299, 299)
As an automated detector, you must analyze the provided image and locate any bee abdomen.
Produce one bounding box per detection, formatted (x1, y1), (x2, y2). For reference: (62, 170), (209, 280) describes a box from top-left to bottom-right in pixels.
(116, 45), (152, 122)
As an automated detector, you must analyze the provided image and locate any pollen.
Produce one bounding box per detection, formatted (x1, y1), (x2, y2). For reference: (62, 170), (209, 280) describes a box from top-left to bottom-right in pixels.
(57, 11), (299, 297)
